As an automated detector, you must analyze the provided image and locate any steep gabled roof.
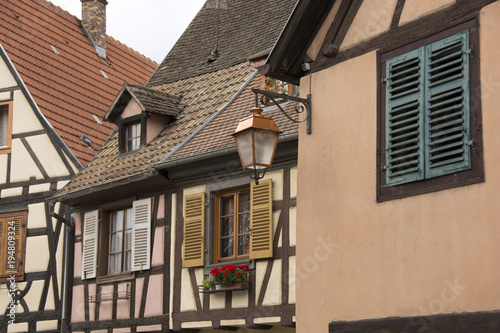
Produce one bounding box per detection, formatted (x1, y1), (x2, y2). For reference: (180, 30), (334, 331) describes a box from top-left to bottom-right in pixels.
(147, 0), (297, 86)
(0, 0), (158, 166)
(104, 83), (183, 123)
(56, 0), (299, 204)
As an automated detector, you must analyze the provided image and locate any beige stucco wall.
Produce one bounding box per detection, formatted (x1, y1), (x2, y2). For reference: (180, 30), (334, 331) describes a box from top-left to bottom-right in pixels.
(399, 0), (456, 26)
(296, 3), (500, 332)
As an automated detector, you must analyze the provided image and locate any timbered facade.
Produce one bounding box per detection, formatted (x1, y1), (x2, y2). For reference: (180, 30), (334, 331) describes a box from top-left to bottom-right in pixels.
(55, 1), (299, 332)
(0, 0), (157, 332)
(263, 0), (500, 332)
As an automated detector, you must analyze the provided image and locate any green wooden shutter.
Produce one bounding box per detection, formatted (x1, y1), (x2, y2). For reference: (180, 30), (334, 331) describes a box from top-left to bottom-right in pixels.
(183, 193), (205, 267)
(385, 48), (425, 186)
(131, 198), (151, 271)
(250, 179), (273, 259)
(424, 30), (471, 178)
(82, 210), (99, 279)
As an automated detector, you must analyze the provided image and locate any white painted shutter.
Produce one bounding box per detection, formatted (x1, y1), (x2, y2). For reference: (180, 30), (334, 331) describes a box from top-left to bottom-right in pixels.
(82, 210), (98, 280)
(131, 198), (152, 271)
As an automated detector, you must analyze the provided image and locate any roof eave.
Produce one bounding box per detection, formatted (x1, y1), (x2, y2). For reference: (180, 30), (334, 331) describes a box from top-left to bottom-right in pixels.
(262, 0), (337, 83)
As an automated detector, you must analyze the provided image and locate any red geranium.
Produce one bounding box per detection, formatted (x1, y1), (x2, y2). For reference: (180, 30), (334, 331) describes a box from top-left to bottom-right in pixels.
(203, 264), (250, 288)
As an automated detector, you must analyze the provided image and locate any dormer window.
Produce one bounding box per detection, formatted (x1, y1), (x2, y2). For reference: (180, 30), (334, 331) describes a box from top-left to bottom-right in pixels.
(104, 83), (184, 156)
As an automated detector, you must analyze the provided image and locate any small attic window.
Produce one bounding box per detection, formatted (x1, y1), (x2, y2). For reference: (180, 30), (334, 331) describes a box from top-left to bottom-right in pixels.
(100, 69), (109, 79)
(50, 44), (60, 55)
(92, 114), (103, 125)
(118, 116), (146, 156)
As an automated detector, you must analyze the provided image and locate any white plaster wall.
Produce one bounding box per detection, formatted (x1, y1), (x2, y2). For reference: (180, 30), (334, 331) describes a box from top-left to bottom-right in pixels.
(0, 55), (18, 87)
(0, 154), (7, 184)
(12, 90), (43, 133)
(36, 320), (58, 331)
(26, 134), (69, 178)
(10, 139), (43, 182)
(25, 236), (49, 272)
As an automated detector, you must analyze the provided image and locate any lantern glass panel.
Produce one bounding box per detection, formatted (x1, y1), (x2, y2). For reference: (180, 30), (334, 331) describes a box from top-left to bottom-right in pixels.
(235, 130), (254, 167)
(254, 129), (278, 167)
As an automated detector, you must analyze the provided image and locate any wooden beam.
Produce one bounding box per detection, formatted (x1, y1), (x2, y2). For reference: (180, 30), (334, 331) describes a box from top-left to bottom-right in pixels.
(390, 0), (406, 29)
(245, 324), (273, 330)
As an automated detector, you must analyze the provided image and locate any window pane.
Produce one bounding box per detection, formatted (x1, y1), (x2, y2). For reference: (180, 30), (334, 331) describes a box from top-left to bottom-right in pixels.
(125, 229), (132, 251)
(220, 195), (234, 215)
(238, 235), (250, 256)
(110, 231), (122, 253)
(125, 208), (133, 229)
(112, 211), (123, 232)
(220, 216), (234, 236)
(0, 107), (8, 147)
(239, 213), (250, 234)
(124, 250), (131, 272)
(220, 237), (234, 258)
(239, 190), (250, 213)
(109, 253), (121, 274)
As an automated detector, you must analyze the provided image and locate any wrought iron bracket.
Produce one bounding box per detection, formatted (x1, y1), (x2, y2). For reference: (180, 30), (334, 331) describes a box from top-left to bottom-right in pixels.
(252, 89), (312, 134)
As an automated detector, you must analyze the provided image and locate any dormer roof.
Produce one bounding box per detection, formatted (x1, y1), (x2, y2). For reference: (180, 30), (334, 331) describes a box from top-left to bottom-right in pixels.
(104, 83), (183, 123)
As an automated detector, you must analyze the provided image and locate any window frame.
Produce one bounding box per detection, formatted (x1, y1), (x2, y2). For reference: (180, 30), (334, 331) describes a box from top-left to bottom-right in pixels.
(214, 186), (251, 263)
(118, 115), (147, 155)
(0, 211), (28, 282)
(377, 19), (484, 202)
(0, 101), (13, 155)
(108, 207), (133, 275)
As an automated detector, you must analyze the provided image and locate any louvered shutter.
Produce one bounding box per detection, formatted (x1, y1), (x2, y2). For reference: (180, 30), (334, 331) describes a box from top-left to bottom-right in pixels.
(183, 193), (205, 268)
(82, 210), (98, 280)
(131, 198), (152, 271)
(425, 30), (471, 178)
(385, 48), (425, 186)
(250, 179), (273, 259)
(0, 106), (8, 147)
(0, 216), (25, 279)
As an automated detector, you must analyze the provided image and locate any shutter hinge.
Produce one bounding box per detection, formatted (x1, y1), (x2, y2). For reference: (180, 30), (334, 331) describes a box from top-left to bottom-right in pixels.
(382, 165), (388, 172)
(382, 77), (388, 85)
(466, 140), (474, 146)
(466, 47), (473, 58)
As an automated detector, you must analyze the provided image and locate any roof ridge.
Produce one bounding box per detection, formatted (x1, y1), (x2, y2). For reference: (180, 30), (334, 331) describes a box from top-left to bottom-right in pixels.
(106, 35), (158, 66)
(37, 0), (79, 21)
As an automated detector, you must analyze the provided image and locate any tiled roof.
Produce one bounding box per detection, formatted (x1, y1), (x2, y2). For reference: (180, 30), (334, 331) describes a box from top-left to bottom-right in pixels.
(0, 0), (157, 165)
(165, 74), (299, 162)
(57, 0), (299, 200)
(57, 63), (255, 197)
(104, 83), (183, 122)
(147, 0), (297, 86)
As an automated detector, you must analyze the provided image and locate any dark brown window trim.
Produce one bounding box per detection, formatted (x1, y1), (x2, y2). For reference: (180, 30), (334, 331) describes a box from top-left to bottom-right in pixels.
(376, 18), (484, 202)
(118, 115), (147, 155)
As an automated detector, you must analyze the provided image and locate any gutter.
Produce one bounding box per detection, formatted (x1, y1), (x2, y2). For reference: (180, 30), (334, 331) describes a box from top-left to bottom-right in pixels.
(155, 131), (298, 170)
(55, 169), (158, 203)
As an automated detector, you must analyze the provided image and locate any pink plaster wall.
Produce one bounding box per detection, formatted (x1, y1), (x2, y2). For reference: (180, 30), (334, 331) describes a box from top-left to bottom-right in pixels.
(144, 274), (163, 316)
(98, 285), (113, 320)
(152, 226), (164, 266)
(157, 195), (165, 219)
(74, 242), (82, 279)
(135, 277), (144, 318)
(71, 285), (85, 322)
(117, 282), (131, 319)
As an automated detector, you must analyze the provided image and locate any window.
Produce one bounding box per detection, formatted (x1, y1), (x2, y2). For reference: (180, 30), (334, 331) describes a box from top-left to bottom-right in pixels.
(0, 101), (13, 154)
(126, 122), (141, 152)
(183, 179), (273, 268)
(109, 208), (133, 274)
(81, 198), (151, 279)
(377, 22), (483, 202)
(215, 187), (250, 262)
(0, 211), (27, 282)
(118, 117), (146, 155)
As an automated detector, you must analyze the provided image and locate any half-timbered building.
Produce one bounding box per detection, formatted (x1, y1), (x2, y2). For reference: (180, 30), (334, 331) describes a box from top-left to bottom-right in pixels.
(0, 0), (157, 331)
(262, 0), (500, 332)
(55, 1), (299, 332)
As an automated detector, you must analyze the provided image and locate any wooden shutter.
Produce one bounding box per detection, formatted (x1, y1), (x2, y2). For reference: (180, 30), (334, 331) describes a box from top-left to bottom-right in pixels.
(0, 215), (26, 280)
(82, 210), (99, 280)
(425, 30), (471, 178)
(131, 198), (152, 271)
(385, 47), (425, 186)
(183, 193), (205, 267)
(250, 179), (273, 259)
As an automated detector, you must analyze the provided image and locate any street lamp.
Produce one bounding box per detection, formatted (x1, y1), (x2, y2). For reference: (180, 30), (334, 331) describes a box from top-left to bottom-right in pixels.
(232, 107), (282, 184)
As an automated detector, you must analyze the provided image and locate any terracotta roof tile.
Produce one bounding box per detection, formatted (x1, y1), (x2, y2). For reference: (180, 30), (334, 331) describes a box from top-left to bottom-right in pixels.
(0, 0), (157, 165)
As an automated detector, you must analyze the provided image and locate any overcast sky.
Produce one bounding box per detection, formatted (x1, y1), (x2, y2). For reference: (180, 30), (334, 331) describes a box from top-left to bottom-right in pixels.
(46, 0), (206, 63)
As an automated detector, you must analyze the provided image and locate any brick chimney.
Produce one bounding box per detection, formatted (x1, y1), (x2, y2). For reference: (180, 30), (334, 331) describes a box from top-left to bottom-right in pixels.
(81, 0), (108, 58)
